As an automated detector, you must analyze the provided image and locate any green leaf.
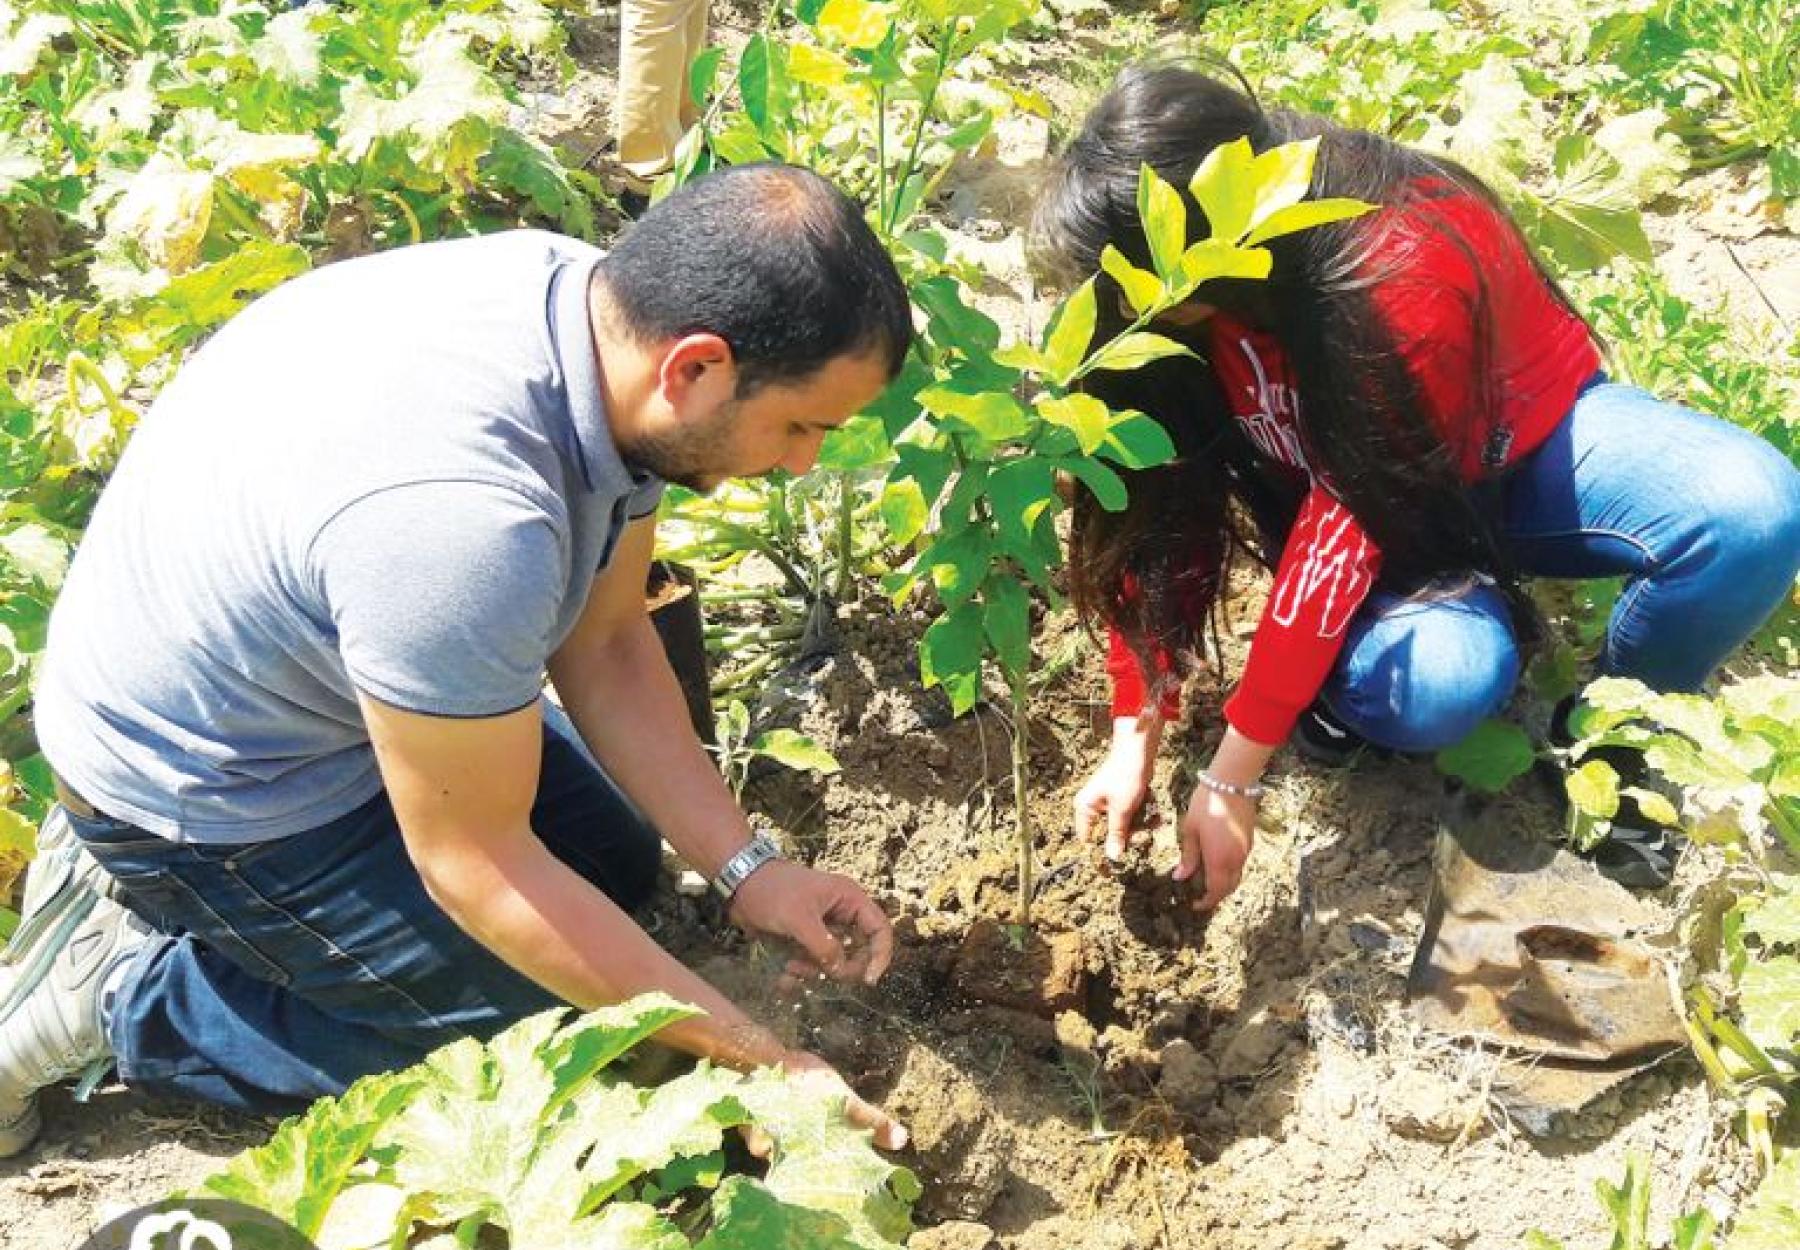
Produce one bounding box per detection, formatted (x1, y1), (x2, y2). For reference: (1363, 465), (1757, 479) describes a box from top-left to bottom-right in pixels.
(751, 730), (840, 777)
(201, 1069), (423, 1238)
(1097, 410), (1176, 469)
(879, 478), (928, 546)
(1725, 1150), (1800, 1250)
(923, 530), (992, 608)
(1040, 279), (1096, 385)
(1644, 739), (1752, 792)
(1136, 164), (1187, 281)
(1434, 719), (1536, 793)
(738, 35), (785, 138)
(1035, 393), (1108, 455)
(1085, 332), (1198, 373)
(1566, 759), (1621, 819)
(697, 1176), (872, 1249)
(1740, 880), (1800, 950)
(816, 412), (890, 471)
(920, 603), (984, 715)
(1241, 197), (1373, 247)
(1100, 245), (1162, 318)
(1056, 457), (1127, 511)
(981, 574), (1032, 677)
(985, 459), (1057, 554)
(689, 46), (726, 111)
(917, 386), (1030, 442)
(1737, 954), (1800, 1056)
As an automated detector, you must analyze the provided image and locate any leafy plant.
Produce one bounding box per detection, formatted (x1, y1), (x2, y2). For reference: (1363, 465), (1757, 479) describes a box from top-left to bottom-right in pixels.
(1562, 675), (1799, 857)
(1524, 1152), (1719, 1250)
(1592, 0), (1800, 199)
(189, 994), (919, 1249)
(711, 699), (841, 801)
(881, 143), (1369, 922)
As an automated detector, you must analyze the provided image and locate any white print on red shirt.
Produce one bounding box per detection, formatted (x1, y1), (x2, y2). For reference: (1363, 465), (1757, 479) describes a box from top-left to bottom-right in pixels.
(1269, 495), (1375, 639)
(1234, 336), (1308, 471)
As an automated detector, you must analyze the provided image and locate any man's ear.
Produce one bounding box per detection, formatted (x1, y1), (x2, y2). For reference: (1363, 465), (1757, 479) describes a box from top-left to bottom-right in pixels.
(657, 333), (737, 410)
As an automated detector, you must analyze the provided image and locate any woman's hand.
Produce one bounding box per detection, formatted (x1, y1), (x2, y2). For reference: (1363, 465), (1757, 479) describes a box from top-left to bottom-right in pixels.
(1176, 726), (1279, 910)
(1176, 784), (1258, 910)
(1074, 715), (1163, 860)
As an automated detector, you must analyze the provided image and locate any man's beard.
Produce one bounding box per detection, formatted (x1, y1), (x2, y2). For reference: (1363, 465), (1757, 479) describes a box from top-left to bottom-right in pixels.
(616, 398), (739, 493)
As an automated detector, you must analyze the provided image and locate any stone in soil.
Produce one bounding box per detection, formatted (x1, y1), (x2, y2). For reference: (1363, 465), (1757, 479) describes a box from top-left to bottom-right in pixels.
(1380, 1069), (1485, 1143)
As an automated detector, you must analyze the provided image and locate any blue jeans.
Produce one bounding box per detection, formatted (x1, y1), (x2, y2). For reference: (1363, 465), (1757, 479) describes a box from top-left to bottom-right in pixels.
(1323, 381), (1800, 752)
(69, 703), (660, 1114)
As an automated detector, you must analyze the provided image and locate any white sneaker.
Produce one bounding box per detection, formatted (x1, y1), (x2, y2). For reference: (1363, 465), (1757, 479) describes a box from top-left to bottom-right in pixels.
(0, 808), (154, 1157)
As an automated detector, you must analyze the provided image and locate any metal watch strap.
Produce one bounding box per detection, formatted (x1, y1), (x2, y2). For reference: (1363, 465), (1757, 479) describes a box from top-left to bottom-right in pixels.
(712, 833), (782, 902)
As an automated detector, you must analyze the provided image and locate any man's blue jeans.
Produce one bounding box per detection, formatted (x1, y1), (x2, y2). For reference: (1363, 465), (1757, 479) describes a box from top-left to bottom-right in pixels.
(68, 703), (661, 1114)
(1323, 381), (1800, 752)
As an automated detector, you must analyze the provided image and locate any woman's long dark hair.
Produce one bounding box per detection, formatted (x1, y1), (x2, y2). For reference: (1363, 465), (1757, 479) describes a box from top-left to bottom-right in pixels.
(1037, 61), (1586, 704)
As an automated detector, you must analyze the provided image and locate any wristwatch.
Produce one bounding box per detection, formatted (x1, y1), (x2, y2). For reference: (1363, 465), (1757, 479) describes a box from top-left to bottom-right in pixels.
(712, 833), (783, 902)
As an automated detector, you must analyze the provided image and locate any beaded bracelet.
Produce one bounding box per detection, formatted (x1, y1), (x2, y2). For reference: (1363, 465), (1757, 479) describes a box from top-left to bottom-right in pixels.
(1196, 771), (1265, 801)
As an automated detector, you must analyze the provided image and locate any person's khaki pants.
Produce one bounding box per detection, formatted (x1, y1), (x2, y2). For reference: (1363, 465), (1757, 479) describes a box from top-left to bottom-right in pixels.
(617, 0), (709, 183)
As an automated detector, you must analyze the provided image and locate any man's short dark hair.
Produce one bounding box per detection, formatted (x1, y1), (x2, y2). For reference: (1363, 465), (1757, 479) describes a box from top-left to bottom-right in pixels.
(597, 164), (913, 395)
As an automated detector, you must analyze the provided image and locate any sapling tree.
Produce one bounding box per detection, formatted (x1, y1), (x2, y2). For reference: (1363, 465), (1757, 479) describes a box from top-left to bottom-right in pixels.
(885, 141), (1371, 922)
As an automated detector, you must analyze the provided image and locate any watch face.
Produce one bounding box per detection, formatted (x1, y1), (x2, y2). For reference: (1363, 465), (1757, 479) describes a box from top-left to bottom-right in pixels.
(78, 1200), (318, 1250)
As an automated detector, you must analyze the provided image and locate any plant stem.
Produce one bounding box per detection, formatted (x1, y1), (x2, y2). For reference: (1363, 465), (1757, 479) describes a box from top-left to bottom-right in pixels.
(834, 472), (856, 601)
(882, 30), (955, 235)
(875, 82), (889, 231)
(1011, 670), (1034, 926)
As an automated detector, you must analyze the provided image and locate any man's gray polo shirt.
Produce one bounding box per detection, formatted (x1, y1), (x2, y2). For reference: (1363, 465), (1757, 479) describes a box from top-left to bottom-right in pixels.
(35, 231), (663, 843)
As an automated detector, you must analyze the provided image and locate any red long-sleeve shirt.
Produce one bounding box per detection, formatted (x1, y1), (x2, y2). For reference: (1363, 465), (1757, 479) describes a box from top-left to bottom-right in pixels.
(1107, 187), (1602, 743)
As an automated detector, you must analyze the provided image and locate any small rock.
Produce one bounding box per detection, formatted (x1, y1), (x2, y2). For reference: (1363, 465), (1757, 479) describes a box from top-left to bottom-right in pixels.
(1054, 1009), (1097, 1052)
(1157, 1038), (1218, 1107)
(674, 869), (709, 897)
(1381, 1071), (1483, 1143)
(1217, 1011), (1293, 1079)
(909, 1221), (996, 1250)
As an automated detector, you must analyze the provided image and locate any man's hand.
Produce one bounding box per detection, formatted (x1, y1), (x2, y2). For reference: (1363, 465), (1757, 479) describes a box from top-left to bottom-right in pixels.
(1176, 784), (1257, 911)
(729, 860), (894, 987)
(779, 1050), (909, 1150)
(1074, 715), (1160, 861)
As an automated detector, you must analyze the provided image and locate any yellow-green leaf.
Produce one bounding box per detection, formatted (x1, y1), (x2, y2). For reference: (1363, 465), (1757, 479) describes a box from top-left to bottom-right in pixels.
(1188, 136), (1256, 243)
(1171, 238), (1272, 295)
(1242, 197), (1374, 247)
(1100, 245), (1161, 318)
(918, 387), (1030, 442)
(1244, 136), (1322, 231)
(1086, 332), (1197, 373)
(1620, 786), (1679, 827)
(786, 41), (852, 87)
(879, 478), (928, 546)
(1136, 164), (1187, 281)
(751, 730), (840, 776)
(1566, 759), (1621, 820)
(816, 0), (893, 48)
(1036, 393), (1108, 455)
(1041, 279), (1096, 385)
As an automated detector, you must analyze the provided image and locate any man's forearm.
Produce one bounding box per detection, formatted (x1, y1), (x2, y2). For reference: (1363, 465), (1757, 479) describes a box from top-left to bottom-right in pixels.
(550, 615), (754, 878)
(425, 832), (786, 1069)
